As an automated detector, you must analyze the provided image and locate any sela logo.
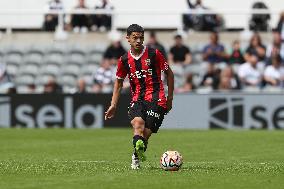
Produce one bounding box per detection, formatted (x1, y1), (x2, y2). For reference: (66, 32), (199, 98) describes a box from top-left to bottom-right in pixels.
(13, 97), (103, 128)
(209, 98), (243, 129)
(146, 110), (160, 119)
(0, 97), (11, 127)
(130, 69), (153, 79)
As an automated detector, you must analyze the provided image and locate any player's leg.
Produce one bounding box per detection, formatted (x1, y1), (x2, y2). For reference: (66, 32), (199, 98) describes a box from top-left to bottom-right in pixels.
(128, 102), (148, 168)
(130, 117), (147, 162)
(144, 102), (167, 151)
(142, 127), (152, 152)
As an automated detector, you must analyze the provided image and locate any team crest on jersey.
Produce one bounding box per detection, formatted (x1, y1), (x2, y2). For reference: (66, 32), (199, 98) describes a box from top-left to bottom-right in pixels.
(145, 59), (151, 66)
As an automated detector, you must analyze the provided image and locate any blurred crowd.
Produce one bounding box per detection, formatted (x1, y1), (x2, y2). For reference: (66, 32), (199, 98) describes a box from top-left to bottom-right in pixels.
(0, 0), (284, 94)
(43, 0), (273, 33)
(43, 0), (113, 33)
(1, 28), (284, 94)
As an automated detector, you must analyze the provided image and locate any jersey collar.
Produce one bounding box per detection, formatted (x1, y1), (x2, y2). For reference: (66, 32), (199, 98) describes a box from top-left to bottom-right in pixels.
(129, 46), (146, 60)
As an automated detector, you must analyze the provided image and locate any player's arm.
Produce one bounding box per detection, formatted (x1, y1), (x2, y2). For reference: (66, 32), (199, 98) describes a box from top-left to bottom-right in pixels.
(164, 67), (174, 112)
(156, 49), (174, 112)
(105, 79), (124, 120)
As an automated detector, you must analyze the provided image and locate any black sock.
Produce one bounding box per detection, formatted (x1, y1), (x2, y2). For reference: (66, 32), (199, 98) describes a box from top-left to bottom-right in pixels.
(133, 135), (146, 148)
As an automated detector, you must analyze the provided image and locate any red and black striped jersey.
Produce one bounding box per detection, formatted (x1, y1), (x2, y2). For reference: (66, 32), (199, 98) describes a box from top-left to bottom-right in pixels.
(116, 46), (169, 109)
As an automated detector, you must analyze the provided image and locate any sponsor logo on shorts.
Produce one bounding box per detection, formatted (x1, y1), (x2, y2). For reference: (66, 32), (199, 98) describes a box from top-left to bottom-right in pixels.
(146, 109), (160, 119)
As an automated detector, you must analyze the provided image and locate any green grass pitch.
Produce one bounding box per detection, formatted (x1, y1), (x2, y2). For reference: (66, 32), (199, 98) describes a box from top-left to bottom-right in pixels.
(0, 128), (284, 189)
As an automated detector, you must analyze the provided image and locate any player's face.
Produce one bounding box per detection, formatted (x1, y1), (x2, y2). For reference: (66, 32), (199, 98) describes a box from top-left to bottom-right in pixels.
(127, 32), (144, 50)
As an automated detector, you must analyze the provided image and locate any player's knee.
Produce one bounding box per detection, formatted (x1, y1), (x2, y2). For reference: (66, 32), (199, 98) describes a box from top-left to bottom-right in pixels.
(131, 117), (145, 127)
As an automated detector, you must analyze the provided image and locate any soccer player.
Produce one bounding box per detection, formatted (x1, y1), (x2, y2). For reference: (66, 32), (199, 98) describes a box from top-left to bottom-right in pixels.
(105, 24), (174, 169)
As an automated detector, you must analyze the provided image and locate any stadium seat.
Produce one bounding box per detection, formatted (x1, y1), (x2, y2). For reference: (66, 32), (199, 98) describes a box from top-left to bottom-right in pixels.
(65, 53), (86, 66)
(6, 64), (18, 77)
(40, 64), (61, 77)
(5, 45), (26, 57)
(43, 54), (64, 66)
(5, 54), (22, 66)
(88, 44), (108, 54)
(87, 53), (103, 65)
(184, 64), (202, 75)
(27, 45), (46, 56)
(18, 64), (39, 76)
(68, 45), (87, 57)
(47, 44), (66, 56)
(15, 74), (35, 85)
(59, 74), (78, 92)
(35, 75), (54, 86)
(80, 64), (99, 77)
(23, 53), (43, 66)
(61, 64), (80, 77)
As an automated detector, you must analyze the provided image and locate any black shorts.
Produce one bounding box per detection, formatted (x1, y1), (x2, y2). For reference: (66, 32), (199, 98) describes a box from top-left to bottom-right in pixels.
(128, 101), (167, 133)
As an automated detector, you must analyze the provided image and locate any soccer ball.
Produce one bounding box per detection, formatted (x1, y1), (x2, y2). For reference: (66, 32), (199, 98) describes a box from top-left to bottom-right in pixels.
(160, 150), (183, 171)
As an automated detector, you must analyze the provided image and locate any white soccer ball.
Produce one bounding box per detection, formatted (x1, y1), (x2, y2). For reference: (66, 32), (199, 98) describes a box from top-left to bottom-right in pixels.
(160, 150), (183, 171)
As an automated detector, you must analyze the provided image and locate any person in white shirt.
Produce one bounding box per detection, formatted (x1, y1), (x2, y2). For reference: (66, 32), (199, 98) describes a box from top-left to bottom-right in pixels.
(264, 55), (284, 87)
(238, 53), (263, 87)
(0, 62), (13, 93)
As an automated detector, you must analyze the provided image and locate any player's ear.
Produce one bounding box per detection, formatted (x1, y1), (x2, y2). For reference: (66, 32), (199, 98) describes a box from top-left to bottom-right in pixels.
(126, 35), (130, 42)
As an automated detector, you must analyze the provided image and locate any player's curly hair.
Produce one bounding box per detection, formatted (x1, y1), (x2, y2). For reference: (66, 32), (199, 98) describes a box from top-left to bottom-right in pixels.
(127, 24), (144, 36)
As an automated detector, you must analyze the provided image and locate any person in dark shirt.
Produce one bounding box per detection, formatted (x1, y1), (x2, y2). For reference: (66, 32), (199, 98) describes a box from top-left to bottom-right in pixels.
(103, 40), (126, 65)
(200, 63), (220, 89)
(169, 34), (192, 65)
(43, 0), (64, 31)
(91, 0), (113, 32)
(147, 31), (167, 58)
(229, 40), (245, 64)
(71, 0), (91, 33)
(202, 32), (227, 64)
(244, 33), (266, 62)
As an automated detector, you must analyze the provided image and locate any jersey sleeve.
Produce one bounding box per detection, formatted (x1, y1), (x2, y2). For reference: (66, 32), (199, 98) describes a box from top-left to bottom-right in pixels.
(156, 49), (169, 72)
(116, 57), (127, 79)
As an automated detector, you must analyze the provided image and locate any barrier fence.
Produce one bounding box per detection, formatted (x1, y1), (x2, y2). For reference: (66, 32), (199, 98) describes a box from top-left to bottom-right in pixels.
(0, 93), (284, 130)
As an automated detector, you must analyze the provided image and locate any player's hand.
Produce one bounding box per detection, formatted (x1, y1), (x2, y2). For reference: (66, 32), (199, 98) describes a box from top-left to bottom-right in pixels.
(166, 97), (173, 113)
(105, 105), (116, 120)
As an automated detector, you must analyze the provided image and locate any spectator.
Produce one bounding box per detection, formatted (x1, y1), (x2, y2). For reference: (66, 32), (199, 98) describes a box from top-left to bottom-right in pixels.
(103, 37), (126, 66)
(276, 11), (284, 40)
(74, 78), (88, 93)
(43, 77), (62, 93)
(200, 63), (220, 89)
(264, 55), (284, 87)
(169, 34), (192, 65)
(238, 53), (263, 88)
(43, 0), (64, 31)
(228, 40), (245, 64)
(218, 66), (241, 90)
(0, 63), (13, 93)
(266, 31), (284, 62)
(91, 0), (113, 32)
(92, 60), (114, 93)
(147, 31), (167, 58)
(27, 84), (37, 94)
(249, 1), (270, 31)
(202, 32), (227, 64)
(183, 0), (223, 31)
(175, 73), (196, 93)
(244, 33), (266, 62)
(71, 0), (91, 33)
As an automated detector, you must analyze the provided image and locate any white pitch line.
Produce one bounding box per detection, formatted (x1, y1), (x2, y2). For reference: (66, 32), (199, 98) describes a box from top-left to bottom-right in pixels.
(58, 160), (108, 163)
